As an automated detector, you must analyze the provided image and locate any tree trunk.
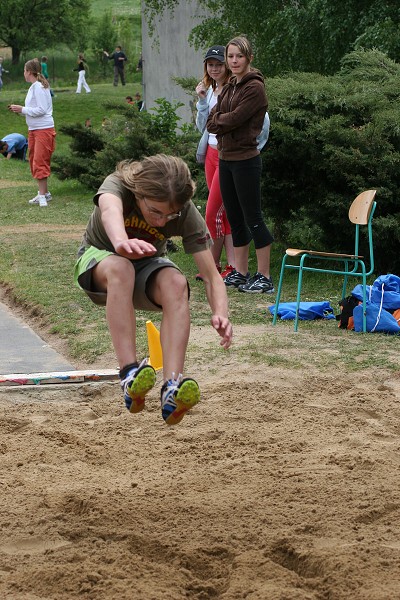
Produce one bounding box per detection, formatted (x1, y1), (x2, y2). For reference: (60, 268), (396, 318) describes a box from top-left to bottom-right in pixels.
(12, 47), (21, 65)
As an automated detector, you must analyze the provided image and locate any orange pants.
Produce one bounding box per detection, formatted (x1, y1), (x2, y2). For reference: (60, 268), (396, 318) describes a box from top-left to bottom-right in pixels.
(28, 128), (56, 180)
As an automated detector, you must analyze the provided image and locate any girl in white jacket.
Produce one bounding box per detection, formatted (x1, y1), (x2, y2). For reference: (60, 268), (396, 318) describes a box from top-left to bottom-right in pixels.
(9, 58), (56, 207)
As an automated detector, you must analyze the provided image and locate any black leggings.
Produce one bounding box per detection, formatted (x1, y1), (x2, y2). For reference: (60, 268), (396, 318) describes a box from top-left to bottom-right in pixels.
(219, 155), (274, 249)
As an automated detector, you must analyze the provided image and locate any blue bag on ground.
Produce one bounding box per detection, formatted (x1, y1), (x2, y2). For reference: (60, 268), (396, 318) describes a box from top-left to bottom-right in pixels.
(269, 301), (335, 321)
(352, 274), (400, 311)
(353, 302), (400, 333)
(352, 274), (400, 333)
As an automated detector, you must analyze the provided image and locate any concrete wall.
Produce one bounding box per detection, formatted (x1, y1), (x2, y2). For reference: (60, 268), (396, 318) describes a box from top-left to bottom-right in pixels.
(141, 0), (208, 125)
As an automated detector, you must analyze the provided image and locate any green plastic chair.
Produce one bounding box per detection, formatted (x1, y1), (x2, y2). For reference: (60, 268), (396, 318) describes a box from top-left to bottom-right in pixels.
(272, 190), (377, 332)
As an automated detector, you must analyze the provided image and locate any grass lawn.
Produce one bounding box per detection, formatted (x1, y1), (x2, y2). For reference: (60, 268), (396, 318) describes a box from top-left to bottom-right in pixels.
(1, 0), (142, 88)
(0, 82), (398, 370)
(90, 0), (141, 16)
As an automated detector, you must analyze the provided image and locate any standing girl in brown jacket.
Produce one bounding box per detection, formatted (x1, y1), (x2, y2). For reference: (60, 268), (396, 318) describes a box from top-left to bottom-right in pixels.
(207, 36), (274, 293)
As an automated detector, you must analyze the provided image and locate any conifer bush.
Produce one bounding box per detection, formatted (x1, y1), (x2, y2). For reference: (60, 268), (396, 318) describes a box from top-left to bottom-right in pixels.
(53, 100), (207, 198)
(264, 50), (400, 273)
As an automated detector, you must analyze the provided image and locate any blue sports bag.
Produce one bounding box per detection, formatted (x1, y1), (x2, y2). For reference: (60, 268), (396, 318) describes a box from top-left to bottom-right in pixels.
(269, 301), (335, 321)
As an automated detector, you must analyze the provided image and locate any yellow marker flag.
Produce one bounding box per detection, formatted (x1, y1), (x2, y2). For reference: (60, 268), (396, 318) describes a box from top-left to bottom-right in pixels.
(146, 320), (163, 370)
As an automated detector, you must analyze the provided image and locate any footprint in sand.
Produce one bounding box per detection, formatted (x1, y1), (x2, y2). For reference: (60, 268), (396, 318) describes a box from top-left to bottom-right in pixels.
(1, 536), (71, 554)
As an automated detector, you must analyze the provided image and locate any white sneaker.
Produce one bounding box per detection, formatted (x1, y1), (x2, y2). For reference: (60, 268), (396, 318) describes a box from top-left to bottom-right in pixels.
(28, 193), (40, 205)
(38, 195), (48, 207)
(29, 192), (52, 205)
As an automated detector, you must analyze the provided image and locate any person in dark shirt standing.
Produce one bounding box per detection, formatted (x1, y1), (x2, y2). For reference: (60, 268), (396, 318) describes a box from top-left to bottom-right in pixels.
(103, 45), (128, 86)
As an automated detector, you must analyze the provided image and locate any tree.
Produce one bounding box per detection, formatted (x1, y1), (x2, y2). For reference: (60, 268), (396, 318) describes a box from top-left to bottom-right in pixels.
(0, 0), (91, 64)
(143, 0), (400, 76)
(91, 10), (118, 56)
(91, 10), (118, 74)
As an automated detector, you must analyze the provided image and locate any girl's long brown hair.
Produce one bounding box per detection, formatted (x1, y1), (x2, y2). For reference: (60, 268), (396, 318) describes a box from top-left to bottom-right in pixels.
(225, 36), (254, 63)
(25, 58), (49, 88)
(116, 154), (196, 209)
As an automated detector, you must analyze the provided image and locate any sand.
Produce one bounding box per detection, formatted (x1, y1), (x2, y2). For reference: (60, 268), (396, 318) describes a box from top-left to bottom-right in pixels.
(0, 324), (400, 599)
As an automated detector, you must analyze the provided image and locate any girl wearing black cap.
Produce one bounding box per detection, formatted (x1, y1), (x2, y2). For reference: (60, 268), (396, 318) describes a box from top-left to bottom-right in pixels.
(206, 36), (273, 294)
(195, 45), (235, 281)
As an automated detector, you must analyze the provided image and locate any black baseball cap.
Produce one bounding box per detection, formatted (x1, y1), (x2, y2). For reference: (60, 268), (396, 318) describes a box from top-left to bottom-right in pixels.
(204, 46), (225, 63)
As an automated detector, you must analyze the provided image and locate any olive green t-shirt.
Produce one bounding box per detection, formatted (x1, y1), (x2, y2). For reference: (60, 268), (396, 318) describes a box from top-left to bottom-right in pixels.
(79, 173), (212, 257)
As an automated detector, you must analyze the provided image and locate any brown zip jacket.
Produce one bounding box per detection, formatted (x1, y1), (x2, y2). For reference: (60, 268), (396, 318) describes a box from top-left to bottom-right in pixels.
(206, 69), (268, 161)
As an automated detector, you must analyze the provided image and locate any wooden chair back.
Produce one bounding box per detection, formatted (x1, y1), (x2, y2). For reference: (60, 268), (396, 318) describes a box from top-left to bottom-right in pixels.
(348, 190), (377, 225)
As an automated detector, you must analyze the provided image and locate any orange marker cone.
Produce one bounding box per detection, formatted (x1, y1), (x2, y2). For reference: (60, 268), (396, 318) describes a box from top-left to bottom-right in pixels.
(146, 320), (163, 371)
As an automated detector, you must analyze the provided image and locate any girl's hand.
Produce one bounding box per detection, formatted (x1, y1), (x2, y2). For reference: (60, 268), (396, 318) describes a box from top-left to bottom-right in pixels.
(196, 81), (207, 98)
(211, 315), (233, 349)
(114, 238), (157, 259)
(8, 104), (23, 114)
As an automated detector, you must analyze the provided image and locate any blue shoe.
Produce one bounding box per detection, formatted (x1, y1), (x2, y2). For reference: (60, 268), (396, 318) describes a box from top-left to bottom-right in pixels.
(120, 359), (156, 413)
(161, 375), (200, 425)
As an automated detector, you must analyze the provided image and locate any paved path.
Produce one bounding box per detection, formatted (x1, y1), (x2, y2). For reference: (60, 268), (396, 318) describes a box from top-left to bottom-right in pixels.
(0, 301), (75, 375)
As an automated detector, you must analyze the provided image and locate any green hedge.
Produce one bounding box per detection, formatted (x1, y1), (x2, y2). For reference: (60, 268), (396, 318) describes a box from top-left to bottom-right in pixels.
(263, 49), (400, 274)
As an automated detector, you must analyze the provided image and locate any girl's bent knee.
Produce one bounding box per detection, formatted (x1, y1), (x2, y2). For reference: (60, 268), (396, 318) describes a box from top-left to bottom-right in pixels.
(161, 269), (188, 297)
